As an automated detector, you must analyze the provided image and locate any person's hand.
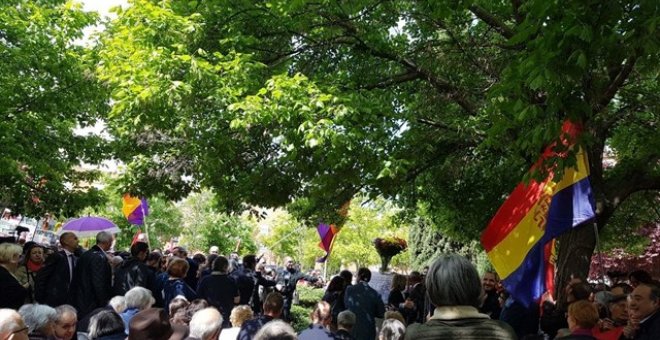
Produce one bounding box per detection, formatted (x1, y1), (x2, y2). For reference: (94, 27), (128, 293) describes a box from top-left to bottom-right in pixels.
(599, 318), (615, 331)
(623, 316), (640, 338)
(403, 298), (415, 309)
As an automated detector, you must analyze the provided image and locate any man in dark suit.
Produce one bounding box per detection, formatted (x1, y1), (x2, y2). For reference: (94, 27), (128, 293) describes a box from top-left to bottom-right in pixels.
(344, 268), (385, 340)
(70, 231), (113, 318)
(277, 257), (318, 321)
(34, 232), (79, 307)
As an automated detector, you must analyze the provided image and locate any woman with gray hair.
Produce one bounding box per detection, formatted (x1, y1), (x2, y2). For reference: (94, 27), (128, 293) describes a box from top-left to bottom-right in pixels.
(17, 303), (57, 339)
(253, 320), (297, 340)
(404, 255), (516, 340)
(120, 286), (155, 333)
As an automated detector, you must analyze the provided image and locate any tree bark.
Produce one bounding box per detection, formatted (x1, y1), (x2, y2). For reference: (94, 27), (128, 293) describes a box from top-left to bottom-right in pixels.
(555, 222), (597, 310)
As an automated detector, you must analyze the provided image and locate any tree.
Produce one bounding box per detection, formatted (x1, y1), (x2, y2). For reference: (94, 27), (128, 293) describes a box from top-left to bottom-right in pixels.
(178, 190), (258, 254)
(260, 197), (409, 274)
(259, 209), (318, 267)
(81, 178), (183, 250)
(0, 0), (109, 217)
(97, 0), (659, 299)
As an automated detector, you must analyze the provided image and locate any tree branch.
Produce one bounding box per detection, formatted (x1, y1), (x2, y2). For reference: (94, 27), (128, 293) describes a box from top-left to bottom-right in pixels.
(595, 54), (638, 113)
(360, 71), (421, 90)
(469, 5), (515, 39)
(511, 0), (524, 24)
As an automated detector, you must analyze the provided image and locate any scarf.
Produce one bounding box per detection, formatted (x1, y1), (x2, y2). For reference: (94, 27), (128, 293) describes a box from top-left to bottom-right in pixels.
(27, 260), (43, 273)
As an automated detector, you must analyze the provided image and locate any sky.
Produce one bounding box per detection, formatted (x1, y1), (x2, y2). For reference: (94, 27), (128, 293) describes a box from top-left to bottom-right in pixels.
(75, 1), (129, 173)
(80, 0), (128, 18)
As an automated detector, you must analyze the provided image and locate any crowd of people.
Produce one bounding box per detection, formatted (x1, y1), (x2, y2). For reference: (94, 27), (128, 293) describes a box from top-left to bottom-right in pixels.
(0, 230), (658, 340)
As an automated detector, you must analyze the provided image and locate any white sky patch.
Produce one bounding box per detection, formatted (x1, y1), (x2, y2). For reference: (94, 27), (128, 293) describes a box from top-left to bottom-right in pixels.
(77, 0), (129, 46)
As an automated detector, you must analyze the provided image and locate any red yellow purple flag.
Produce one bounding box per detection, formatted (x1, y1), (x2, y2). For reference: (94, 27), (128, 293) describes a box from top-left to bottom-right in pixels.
(317, 223), (339, 262)
(481, 120), (595, 306)
(122, 194), (149, 225)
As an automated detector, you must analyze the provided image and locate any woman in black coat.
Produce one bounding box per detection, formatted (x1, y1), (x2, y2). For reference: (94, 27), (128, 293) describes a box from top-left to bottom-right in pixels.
(0, 242), (28, 309)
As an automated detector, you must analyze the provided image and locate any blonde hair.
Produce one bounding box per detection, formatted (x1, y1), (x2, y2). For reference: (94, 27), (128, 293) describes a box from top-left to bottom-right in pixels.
(384, 311), (406, 326)
(310, 301), (332, 324)
(568, 300), (599, 329)
(0, 243), (22, 263)
(229, 305), (254, 327)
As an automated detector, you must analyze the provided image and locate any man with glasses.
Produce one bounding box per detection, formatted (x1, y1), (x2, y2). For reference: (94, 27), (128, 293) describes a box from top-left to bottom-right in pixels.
(0, 308), (29, 340)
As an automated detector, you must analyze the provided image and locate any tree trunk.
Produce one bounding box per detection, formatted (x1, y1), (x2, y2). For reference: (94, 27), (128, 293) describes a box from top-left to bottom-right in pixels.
(555, 222), (597, 310)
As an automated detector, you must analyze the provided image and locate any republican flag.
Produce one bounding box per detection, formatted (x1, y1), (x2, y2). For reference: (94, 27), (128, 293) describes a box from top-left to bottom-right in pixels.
(481, 120), (595, 307)
(316, 223), (339, 262)
(122, 194), (149, 225)
(131, 229), (143, 246)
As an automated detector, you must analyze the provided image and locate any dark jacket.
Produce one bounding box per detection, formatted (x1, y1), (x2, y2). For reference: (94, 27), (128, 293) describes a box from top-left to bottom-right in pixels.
(162, 278), (197, 312)
(334, 329), (354, 340)
(237, 315), (274, 340)
(34, 250), (75, 307)
(234, 268), (276, 309)
(404, 306), (517, 340)
(556, 328), (597, 340)
(277, 268), (317, 299)
(298, 324), (338, 340)
(113, 257), (157, 296)
(479, 290), (502, 320)
(408, 282), (428, 323)
(0, 265), (27, 309)
(500, 296), (539, 339)
(196, 272), (239, 328)
(624, 310), (660, 340)
(540, 301), (568, 340)
(70, 245), (112, 318)
(184, 258), (198, 291)
(344, 281), (385, 340)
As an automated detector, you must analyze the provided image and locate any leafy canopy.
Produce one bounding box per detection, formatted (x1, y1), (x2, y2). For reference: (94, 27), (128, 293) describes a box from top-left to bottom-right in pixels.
(0, 0), (109, 216)
(97, 0), (658, 253)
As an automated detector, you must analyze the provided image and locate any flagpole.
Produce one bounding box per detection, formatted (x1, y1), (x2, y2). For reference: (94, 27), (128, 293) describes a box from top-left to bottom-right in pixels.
(323, 256), (328, 281)
(592, 220), (606, 283)
(141, 202), (151, 250)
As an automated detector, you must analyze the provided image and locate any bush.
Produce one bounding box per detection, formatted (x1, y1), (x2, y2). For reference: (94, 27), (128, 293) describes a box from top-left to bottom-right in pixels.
(290, 285), (325, 332)
(297, 285), (325, 308)
(290, 304), (311, 333)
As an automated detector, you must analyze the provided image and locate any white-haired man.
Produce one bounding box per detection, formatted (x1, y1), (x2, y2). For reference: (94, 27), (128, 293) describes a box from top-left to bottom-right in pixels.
(121, 287), (155, 334)
(0, 308), (29, 340)
(18, 304), (58, 338)
(189, 307), (223, 340)
(70, 231), (114, 318)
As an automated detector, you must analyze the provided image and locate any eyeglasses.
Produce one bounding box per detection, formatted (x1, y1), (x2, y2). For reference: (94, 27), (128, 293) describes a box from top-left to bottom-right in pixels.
(4, 326), (28, 340)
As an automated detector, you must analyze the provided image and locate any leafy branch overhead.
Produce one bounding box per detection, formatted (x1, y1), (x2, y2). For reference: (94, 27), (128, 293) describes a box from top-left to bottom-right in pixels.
(97, 0), (658, 239)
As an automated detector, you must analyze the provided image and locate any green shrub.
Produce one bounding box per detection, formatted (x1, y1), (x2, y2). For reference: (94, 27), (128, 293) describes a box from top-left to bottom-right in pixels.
(290, 285), (325, 332)
(290, 304), (311, 332)
(297, 285), (325, 308)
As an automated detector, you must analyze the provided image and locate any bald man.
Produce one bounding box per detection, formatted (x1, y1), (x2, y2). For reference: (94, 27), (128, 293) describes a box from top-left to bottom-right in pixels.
(34, 232), (80, 307)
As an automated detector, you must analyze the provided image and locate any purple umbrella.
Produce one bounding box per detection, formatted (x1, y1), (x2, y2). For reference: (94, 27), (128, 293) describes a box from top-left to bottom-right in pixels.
(61, 216), (120, 237)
